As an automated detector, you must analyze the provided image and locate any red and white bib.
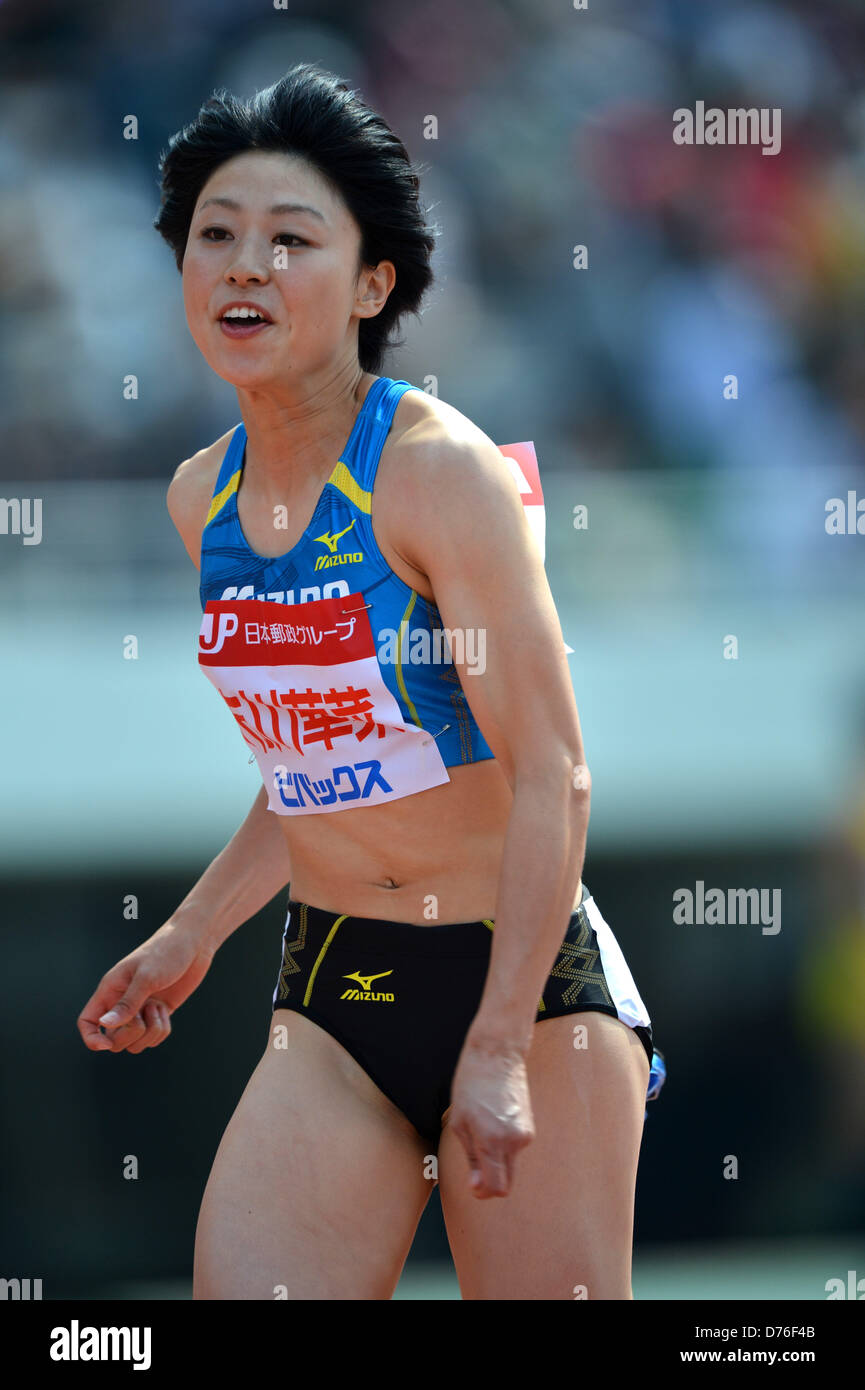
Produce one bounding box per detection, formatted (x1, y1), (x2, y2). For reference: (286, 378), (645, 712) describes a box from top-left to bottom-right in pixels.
(198, 594), (451, 814)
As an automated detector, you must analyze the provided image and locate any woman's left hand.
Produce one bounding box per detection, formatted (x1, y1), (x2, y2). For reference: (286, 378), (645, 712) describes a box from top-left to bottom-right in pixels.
(446, 1032), (536, 1198)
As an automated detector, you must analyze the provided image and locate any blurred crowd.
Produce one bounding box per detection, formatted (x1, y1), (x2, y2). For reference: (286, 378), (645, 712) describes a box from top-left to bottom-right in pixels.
(1, 0), (864, 505)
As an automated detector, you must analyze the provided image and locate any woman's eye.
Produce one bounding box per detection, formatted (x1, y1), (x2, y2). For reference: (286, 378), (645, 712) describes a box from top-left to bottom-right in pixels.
(200, 228), (305, 246)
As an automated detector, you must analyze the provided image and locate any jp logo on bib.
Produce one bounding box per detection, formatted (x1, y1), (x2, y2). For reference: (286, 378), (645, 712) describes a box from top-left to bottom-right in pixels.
(198, 594), (451, 815)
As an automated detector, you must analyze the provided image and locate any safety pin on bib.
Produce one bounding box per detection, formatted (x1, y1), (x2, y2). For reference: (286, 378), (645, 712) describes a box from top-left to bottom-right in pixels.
(422, 722), (452, 746)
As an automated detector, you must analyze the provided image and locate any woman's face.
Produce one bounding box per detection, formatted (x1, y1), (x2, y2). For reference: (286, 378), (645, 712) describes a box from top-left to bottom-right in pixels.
(182, 149), (391, 388)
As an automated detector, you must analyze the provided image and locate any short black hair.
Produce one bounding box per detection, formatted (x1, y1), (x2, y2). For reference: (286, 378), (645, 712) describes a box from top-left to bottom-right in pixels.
(154, 62), (437, 373)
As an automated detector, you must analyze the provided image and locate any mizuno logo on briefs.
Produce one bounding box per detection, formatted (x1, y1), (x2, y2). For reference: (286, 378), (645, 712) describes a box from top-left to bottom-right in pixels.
(313, 519), (363, 570)
(340, 968), (394, 1002)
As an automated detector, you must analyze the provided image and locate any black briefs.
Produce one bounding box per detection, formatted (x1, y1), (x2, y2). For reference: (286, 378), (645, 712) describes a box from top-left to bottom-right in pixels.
(271, 882), (654, 1150)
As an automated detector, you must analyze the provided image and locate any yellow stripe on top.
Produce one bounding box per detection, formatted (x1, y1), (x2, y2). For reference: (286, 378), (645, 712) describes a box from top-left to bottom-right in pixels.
(205, 456), (368, 530)
(205, 468), (241, 527)
(303, 913), (346, 1007)
(481, 918), (545, 1011)
(395, 590), (423, 729)
(329, 461), (371, 513)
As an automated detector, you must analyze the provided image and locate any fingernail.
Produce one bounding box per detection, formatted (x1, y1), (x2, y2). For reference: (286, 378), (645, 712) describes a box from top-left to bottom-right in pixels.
(99, 1010), (120, 1026)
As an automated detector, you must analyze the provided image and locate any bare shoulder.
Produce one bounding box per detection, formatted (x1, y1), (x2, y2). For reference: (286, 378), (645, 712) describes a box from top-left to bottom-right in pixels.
(166, 427), (237, 571)
(379, 387), (524, 567)
(391, 386), (506, 468)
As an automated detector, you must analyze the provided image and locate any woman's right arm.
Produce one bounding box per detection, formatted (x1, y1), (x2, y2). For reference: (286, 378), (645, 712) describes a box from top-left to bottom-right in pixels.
(163, 440), (294, 952)
(77, 444), (290, 1055)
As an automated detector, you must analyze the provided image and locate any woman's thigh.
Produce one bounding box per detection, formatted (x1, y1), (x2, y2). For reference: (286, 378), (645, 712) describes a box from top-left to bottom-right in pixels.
(437, 1011), (651, 1300)
(193, 1011), (433, 1300)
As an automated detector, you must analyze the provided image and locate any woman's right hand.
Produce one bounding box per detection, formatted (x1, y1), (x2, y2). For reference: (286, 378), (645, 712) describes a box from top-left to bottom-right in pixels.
(77, 920), (216, 1054)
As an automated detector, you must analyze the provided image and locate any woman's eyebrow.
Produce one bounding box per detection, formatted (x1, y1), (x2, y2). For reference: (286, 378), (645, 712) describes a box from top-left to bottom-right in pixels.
(197, 196), (326, 221)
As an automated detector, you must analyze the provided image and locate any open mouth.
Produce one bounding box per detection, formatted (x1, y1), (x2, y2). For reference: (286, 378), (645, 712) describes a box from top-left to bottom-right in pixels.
(219, 312), (272, 336)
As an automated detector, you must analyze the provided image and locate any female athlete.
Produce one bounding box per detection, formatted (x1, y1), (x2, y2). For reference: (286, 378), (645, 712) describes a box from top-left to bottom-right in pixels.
(77, 63), (659, 1300)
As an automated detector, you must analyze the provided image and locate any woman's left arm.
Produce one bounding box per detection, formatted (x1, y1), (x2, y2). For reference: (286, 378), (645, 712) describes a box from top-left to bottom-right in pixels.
(391, 426), (591, 1198)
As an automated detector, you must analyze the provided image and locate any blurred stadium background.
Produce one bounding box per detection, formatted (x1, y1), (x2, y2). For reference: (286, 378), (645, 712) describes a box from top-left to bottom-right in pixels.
(2, 0), (865, 1299)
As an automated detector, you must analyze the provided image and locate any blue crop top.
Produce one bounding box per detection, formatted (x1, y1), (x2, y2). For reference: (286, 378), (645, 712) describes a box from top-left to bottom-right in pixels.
(196, 376), (498, 816)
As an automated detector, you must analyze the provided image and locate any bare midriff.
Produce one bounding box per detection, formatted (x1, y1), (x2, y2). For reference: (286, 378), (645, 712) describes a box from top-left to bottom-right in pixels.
(278, 757), (581, 924)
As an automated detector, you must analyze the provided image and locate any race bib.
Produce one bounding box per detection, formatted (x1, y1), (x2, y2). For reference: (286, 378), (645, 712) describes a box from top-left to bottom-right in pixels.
(198, 594), (451, 815)
(499, 441), (546, 560)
